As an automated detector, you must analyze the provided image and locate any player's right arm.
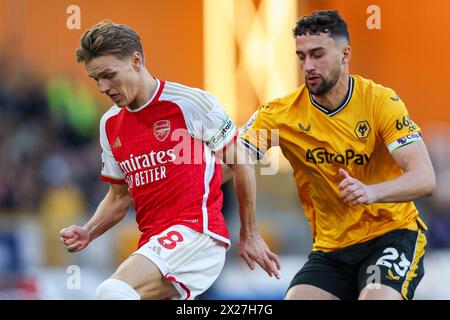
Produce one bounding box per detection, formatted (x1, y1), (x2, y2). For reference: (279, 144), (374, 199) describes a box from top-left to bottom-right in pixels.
(60, 108), (130, 253)
(60, 183), (131, 253)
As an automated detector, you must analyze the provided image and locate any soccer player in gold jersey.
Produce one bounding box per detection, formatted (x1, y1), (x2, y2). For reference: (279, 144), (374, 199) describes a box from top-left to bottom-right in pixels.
(239, 10), (435, 300)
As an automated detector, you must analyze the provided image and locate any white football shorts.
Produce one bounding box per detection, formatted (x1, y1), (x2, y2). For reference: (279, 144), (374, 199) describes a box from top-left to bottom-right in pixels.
(132, 224), (226, 300)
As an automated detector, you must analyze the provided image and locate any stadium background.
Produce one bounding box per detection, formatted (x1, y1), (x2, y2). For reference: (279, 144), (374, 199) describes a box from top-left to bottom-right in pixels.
(1, 0), (450, 299)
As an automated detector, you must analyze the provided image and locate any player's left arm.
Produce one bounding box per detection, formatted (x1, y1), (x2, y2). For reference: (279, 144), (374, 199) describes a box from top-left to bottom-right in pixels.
(339, 89), (436, 205)
(339, 139), (435, 205)
(221, 159), (234, 184)
(190, 91), (280, 278)
(215, 140), (281, 279)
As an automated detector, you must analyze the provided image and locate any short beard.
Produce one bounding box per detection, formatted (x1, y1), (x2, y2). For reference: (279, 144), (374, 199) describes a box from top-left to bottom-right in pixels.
(306, 66), (341, 96)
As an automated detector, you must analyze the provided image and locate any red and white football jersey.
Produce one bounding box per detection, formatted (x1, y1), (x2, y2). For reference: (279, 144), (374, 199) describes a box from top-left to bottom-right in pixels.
(99, 79), (237, 248)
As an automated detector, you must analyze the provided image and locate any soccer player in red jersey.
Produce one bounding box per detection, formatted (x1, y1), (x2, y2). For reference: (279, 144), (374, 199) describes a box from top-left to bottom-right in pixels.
(59, 21), (280, 300)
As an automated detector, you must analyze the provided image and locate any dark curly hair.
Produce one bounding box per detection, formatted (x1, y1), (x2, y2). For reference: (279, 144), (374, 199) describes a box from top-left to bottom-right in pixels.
(293, 10), (349, 43)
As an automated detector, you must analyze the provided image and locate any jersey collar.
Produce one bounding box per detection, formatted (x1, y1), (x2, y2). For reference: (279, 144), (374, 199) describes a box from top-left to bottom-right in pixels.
(126, 78), (163, 113)
(309, 76), (354, 117)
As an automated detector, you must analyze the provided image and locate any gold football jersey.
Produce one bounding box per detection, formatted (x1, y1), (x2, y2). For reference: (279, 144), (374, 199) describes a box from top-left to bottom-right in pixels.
(240, 75), (427, 251)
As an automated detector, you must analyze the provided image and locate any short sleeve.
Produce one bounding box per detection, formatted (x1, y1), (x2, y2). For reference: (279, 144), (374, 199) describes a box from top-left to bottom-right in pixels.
(99, 113), (126, 184)
(169, 87), (238, 152)
(200, 96), (238, 152)
(239, 104), (274, 160)
(376, 89), (422, 153)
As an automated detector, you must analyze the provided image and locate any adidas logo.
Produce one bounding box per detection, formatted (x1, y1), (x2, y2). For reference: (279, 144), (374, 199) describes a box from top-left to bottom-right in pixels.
(112, 137), (122, 149)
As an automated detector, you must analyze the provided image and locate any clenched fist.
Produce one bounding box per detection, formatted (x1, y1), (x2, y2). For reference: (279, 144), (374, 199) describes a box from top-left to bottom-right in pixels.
(59, 225), (90, 253)
(338, 169), (377, 206)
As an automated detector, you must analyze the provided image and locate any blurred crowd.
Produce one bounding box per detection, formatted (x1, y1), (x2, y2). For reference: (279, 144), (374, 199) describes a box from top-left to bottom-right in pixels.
(0, 57), (105, 214)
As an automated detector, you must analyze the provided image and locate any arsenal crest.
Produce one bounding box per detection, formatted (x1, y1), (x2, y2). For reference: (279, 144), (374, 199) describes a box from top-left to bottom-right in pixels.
(153, 120), (171, 141)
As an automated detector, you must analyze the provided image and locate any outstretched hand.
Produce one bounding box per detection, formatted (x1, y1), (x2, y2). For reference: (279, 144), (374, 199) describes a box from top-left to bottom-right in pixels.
(239, 231), (281, 279)
(338, 168), (376, 205)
